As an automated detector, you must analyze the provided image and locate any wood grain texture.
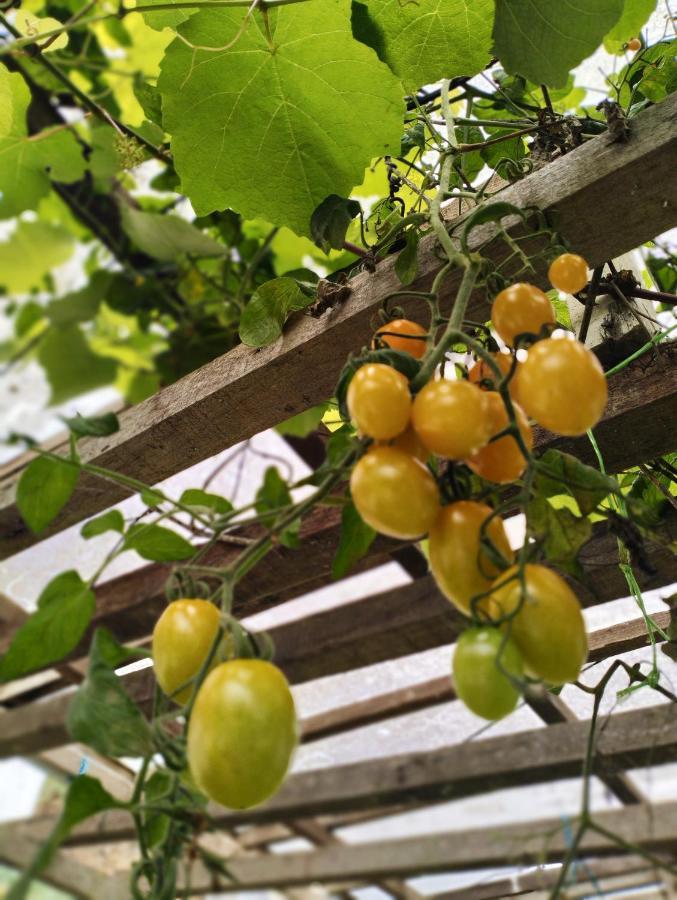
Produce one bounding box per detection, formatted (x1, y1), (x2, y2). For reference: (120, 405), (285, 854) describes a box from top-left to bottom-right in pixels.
(1, 92), (675, 559)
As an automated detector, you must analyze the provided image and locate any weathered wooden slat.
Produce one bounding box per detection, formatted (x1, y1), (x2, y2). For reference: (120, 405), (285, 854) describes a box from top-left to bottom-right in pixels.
(1, 92), (675, 559)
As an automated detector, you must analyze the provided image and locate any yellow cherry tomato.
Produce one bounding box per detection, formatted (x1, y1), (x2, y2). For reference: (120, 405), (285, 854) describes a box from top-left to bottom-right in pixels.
(548, 253), (589, 294)
(347, 363), (411, 440)
(152, 599), (222, 704)
(350, 445), (440, 539)
(429, 501), (513, 615)
(187, 660), (297, 809)
(453, 627), (523, 720)
(489, 564), (588, 685)
(491, 283), (555, 347)
(412, 379), (491, 459)
(389, 425), (430, 463)
(517, 337), (607, 435)
(373, 318), (427, 359)
(465, 392), (533, 484)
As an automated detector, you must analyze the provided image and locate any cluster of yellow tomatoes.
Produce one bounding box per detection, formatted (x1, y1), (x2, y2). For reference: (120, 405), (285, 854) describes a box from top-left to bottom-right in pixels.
(349, 253), (603, 720)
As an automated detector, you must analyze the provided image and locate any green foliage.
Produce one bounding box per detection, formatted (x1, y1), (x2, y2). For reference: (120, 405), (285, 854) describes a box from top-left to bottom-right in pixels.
(535, 449), (620, 516)
(63, 411), (121, 438)
(0, 220), (74, 294)
(394, 229), (420, 285)
(67, 629), (154, 757)
(38, 324), (118, 404)
(17, 456), (79, 534)
(276, 403), (330, 438)
(604, 0), (656, 53)
(81, 509), (126, 538)
(239, 277), (314, 347)
(179, 488), (233, 516)
(332, 500), (376, 579)
(527, 496), (592, 577)
(0, 572), (95, 682)
(158, 0), (403, 234)
(120, 206), (229, 262)
(124, 523), (195, 561)
(353, 0), (494, 90)
(493, 0), (625, 87)
(255, 466), (299, 548)
(311, 195), (362, 253)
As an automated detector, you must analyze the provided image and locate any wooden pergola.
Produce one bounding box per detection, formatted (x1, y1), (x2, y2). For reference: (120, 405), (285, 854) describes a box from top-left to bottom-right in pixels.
(0, 90), (676, 899)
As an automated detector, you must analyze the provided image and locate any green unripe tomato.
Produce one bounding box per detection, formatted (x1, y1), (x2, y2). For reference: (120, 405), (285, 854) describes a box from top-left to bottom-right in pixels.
(452, 627), (523, 721)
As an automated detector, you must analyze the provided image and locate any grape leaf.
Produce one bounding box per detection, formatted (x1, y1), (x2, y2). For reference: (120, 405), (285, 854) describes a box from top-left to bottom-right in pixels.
(141, 0), (192, 31)
(604, 0), (656, 53)
(38, 324), (117, 405)
(120, 206), (228, 262)
(493, 0), (625, 88)
(353, 0), (494, 90)
(15, 11), (69, 53)
(158, 0), (403, 235)
(0, 220), (74, 293)
(0, 69), (86, 218)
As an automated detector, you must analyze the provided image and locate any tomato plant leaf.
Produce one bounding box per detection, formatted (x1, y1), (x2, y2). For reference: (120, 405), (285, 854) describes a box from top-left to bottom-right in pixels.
(332, 500), (376, 579)
(120, 206), (228, 262)
(394, 229), (420, 286)
(124, 523), (194, 561)
(493, 0), (625, 88)
(535, 449), (620, 516)
(0, 572), (95, 682)
(180, 488), (233, 516)
(63, 412), (120, 438)
(310, 195), (362, 254)
(6, 775), (122, 900)
(527, 496), (592, 577)
(276, 403), (330, 438)
(239, 277), (314, 348)
(255, 467), (299, 549)
(158, 0), (403, 235)
(353, 0), (494, 90)
(81, 509), (126, 539)
(67, 629), (154, 757)
(16, 455), (79, 534)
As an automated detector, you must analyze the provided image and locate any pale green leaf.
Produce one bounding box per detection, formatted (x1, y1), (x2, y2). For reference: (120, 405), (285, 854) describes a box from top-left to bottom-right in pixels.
(158, 0), (403, 234)
(17, 455), (79, 534)
(239, 277), (313, 347)
(604, 0), (657, 53)
(0, 220), (74, 293)
(15, 11), (69, 53)
(493, 0), (625, 88)
(354, 0), (494, 90)
(38, 324), (117, 405)
(120, 206), (228, 262)
(141, 0), (192, 31)
(179, 488), (233, 516)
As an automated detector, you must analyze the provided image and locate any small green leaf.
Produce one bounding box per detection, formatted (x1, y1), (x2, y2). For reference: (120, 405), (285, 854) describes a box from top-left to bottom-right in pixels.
(141, 488), (166, 507)
(535, 449), (619, 516)
(310, 195), (361, 254)
(527, 497), (592, 576)
(394, 229), (420, 286)
(400, 122), (426, 156)
(276, 403), (330, 438)
(179, 488), (233, 516)
(120, 206), (228, 262)
(0, 572), (95, 682)
(63, 412), (120, 438)
(255, 467), (299, 549)
(67, 629), (153, 757)
(493, 0), (625, 88)
(124, 523), (194, 561)
(81, 509), (125, 539)
(332, 501), (377, 579)
(17, 455), (79, 534)
(7, 776), (122, 900)
(145, 771), (173, 848)
(239, 277), (314, 348)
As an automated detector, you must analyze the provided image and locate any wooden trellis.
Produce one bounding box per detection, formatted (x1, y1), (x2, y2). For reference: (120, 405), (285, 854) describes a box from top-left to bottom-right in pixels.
(0, 90), (676, 899)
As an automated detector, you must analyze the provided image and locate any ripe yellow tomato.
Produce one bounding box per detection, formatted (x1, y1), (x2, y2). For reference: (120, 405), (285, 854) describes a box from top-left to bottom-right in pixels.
(347, 363), (411, 440)
(373, 318), (427, 359)
(387, 425), (430, 463)
(517, 337), (607, 435)
(453, 627), (523, 720)
(350, 446), (440, 539)
(412, 379), (491, 459)
(465, 392), (533, 484)
(152, 599), (222, 704)
(429, 501), (513, 615)
(489, 564), (588, 685)
(491, 283), (555, 347)
(548, 253), (589, 294)
(626, 37), (642, 52)
(468, 352), (512, 387)
(187, 660), (297, 809)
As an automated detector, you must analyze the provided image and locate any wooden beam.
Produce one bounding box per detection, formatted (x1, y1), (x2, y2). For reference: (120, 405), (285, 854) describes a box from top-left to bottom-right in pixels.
(1, 93), (675, 559)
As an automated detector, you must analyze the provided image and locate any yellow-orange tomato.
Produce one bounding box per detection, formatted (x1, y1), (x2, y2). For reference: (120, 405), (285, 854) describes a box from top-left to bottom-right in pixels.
(152, 599), (222, 704)
(389, 425), (430, 463)
(626, 37), (642, 51)
(429, 501), (513, 615)
(491, 283), (555, 347)
(187, 660), (297, 809)
(465, 392), (533, 484)
(412, 379), (491, 459)
(350, 446), (440, 539)
(489, 564), (588, 685)
(346, 363), (411, 440)
(373, 318), (427, 359)
(468, 352), (512, 387)
(548, 253), (589, 294)
(517, 337), (607, 435)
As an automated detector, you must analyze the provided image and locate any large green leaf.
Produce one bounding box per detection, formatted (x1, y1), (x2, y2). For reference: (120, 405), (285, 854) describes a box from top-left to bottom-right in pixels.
(67, 629), (154, 757)
(120, 206), (228, 262)
(0, 572), (95, 682)
(239, 277), (313, 347)
(604, 0), (656, 53)
(38, 324), (118, 405)
(0, 220), (74, 294)
(141, 0), (192, 31)
(16, 455), (79, 534)
(0, 69), (86, 219)
(158, 0), (403, 235)
(354, 0), (494, 90)
(493, 0), (625, 88)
